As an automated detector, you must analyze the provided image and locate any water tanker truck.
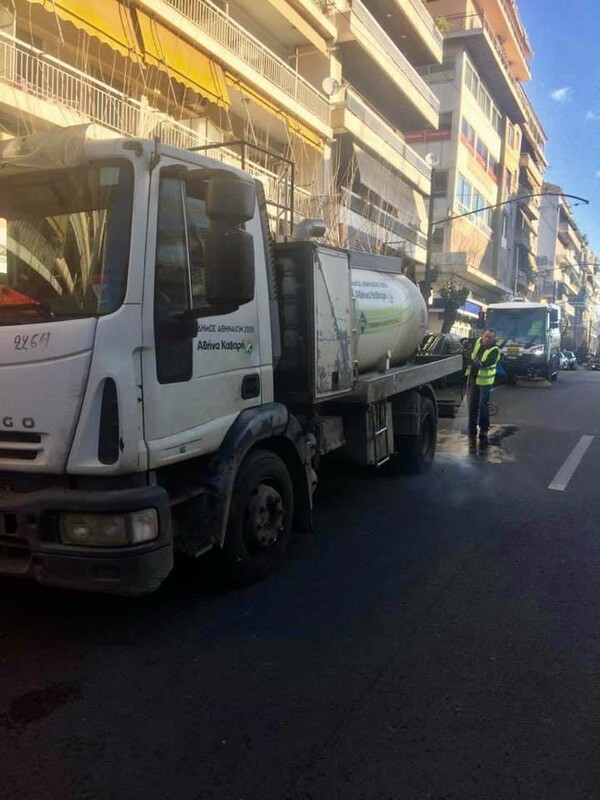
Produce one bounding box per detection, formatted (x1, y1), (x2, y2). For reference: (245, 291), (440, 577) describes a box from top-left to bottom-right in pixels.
(0, 127), (462, 594)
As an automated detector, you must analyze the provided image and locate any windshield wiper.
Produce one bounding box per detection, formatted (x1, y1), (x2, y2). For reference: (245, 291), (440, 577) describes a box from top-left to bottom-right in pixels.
(0, 302), (55, 320)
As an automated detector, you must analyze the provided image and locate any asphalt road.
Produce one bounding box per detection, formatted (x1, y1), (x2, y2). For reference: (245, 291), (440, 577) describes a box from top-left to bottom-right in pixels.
(2, 369), (600, 800)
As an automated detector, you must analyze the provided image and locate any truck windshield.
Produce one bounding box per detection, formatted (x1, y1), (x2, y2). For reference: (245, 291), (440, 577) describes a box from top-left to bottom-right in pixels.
(0, 160), (133, 325)
(487, 308), (548, 348)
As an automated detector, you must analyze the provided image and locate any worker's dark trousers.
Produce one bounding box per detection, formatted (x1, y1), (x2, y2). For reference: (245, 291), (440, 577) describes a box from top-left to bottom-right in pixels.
(468, 383), (491, 434)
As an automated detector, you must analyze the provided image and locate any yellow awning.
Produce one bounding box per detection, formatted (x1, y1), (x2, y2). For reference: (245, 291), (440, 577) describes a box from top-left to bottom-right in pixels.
(27, 0), (137, 59)
(135, 10), (230, 108)
(226, 75), (323, 152)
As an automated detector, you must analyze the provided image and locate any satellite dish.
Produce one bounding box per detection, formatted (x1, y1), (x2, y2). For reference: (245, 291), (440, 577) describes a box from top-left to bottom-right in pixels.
(322, 77), (342, 97)
(425, 152), (439, 167)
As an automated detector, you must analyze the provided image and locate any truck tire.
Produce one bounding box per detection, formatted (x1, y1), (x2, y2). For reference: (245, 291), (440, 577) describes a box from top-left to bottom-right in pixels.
(218, 449), (294, 585)
(397, 396), (437, 474)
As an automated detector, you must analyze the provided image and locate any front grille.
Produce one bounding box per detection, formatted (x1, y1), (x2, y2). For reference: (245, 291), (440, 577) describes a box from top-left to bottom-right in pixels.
(0, 431), (43, 462)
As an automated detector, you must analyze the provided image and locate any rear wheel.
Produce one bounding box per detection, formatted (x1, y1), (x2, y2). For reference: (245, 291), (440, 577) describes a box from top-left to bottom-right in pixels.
(217, 449), (294, 585)
(396, 397), (437, 474)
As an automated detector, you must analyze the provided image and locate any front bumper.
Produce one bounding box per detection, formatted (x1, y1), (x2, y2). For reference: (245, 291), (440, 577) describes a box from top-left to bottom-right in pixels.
(0, 484), (173, 595)
(501, 355), (549, 379)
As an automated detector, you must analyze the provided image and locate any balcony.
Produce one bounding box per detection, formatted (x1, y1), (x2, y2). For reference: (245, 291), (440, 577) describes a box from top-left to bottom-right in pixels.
(427, 0), (531, 80)
(516, 83), (548, 166)
(331, 86), (431, 193)
(335, 0), (440, 130)
(558, 221), (581, 251)
(0, 31), (308, 233)
(519, 152), (543, 188)
(285, 0), (337, 40)
(477, 0), (532, 80)
(362, 0), (444, 64)
(442, 11), (526, 122)
(516, 184), (540, 221)
(515, 226), (536, 253)
(142, 0), (331, 135)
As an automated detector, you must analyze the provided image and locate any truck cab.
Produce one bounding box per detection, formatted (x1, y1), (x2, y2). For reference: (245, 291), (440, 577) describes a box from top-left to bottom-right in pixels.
(486, 301), (561, 382)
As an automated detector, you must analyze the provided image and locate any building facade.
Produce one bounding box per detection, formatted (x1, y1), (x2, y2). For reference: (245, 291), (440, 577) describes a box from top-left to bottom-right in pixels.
(407, 0), (533, 331)
(0, 0), (449, 278)
(538, 185), (597, 354)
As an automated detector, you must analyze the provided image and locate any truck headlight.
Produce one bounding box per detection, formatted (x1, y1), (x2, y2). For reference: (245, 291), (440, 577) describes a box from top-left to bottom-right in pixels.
(530, 346), (544, 356)
(60, 509), (158, 547)
(130, 509), (159, 544)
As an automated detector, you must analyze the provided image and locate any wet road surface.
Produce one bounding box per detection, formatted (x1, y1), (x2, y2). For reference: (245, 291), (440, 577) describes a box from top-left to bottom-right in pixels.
(1, 370), (600, 800)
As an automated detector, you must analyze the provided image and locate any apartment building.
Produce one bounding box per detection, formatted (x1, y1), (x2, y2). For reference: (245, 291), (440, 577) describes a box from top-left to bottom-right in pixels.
(406, 0), (532, 330)
(0, 0), (447, 278)
(513, 85), (547, 298)
(537, 185), (597, 352)
(323, 0), (443, 269)
(0, 0), (338, 236)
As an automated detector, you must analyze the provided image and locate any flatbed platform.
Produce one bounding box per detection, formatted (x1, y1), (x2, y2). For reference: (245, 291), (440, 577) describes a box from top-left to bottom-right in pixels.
(341, 355), (463, 404)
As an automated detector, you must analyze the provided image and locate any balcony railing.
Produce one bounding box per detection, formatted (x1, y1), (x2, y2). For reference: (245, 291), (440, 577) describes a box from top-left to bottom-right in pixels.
(351, 0), (439, 112)
(160, 0), (330, 124)
(0, 31), (309, 230)
(340, 86), (431, 179)
(497, 0), (533, 65)
(515, 83), (546, 157)
(391, 0), (444, 49)
(443, 12), (522, 96)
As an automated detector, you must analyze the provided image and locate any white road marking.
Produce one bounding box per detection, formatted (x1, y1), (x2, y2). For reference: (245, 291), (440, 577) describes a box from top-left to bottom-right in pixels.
(548, 435), (594, 491)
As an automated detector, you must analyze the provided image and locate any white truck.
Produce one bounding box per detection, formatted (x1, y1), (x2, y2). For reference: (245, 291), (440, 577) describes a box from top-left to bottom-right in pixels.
(486, 300), (562, 382)
(0, 127), (461, 595)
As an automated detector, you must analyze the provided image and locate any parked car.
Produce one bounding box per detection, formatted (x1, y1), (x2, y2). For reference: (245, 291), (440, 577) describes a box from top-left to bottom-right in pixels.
(414, 333), (468, 417)
(562, 350), (577, 370)
(558, 352), (569, 370)
(588, 356), (600, 371)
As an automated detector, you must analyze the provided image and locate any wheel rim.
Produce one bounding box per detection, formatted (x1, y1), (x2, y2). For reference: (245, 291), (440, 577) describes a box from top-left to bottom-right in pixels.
(243, 482), (285, 553)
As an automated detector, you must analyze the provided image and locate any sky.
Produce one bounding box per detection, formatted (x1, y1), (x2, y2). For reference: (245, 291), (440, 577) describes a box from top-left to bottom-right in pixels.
(516, 1), (600, 257)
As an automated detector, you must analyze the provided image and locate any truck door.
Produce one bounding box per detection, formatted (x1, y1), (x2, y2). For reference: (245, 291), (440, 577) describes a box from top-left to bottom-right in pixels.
(141, 164), (263, 468)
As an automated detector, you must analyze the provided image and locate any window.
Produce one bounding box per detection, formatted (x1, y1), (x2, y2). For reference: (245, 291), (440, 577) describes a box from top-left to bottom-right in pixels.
(154, 175), (193, 384)
(456, 174), (472, 209)
(465, 60), (479, 96)
(439, 112), (453, 132)
(476, 138), (489, 168)
(507, 124), (515, 149)
(0, 161), (133, 325)
(479, 86), (492, 118)
(473, 191), (492, 229)
(461, 117), (475, 149)
(491, 107), (502, 134)
(184, 193), (210, 308)
(488, 155), (499, 180)
(432, 169), (448, 197)
(432, 226), (445, 252)
(464, 57), (501, 130)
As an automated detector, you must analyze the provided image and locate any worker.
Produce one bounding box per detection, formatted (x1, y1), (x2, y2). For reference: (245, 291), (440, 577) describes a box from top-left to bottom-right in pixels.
(466, 327), (500, 442)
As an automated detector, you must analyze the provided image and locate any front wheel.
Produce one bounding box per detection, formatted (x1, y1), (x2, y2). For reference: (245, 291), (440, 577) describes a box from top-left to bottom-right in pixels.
(396, 396), (437, 474)
(218, 449), (294, 585)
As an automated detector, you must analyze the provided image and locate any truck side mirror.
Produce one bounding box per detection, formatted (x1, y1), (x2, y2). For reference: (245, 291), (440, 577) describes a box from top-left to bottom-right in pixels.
(205, 226), (255, 307)
(203, 175), (256, 224)
(549, 309), (560, 328)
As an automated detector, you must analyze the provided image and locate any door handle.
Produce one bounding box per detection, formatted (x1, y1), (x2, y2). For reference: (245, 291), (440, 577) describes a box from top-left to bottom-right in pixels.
(241, 373), (260, 399)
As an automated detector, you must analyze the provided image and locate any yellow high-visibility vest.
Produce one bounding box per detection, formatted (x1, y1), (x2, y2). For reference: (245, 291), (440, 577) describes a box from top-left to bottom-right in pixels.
(466, 339), (500, 386)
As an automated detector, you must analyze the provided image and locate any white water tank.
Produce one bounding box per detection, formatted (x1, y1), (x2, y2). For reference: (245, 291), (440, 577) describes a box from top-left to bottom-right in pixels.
(351, 268), (428, 372)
